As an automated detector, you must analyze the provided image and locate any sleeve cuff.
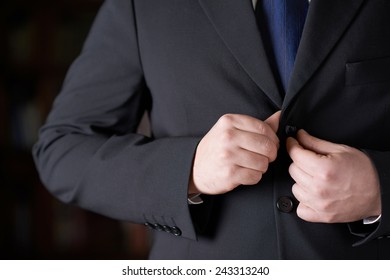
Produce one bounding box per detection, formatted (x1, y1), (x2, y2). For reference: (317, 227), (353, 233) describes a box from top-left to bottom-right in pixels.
(363, 215), (381, 225)
(188, 193), (204, 205)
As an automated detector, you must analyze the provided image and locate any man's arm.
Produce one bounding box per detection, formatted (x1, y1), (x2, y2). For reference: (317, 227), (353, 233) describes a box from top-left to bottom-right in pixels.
(33, 0), (201, 240)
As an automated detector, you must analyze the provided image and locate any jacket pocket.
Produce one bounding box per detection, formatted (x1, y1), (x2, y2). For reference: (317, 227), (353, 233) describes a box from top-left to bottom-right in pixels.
(345, 56), (390, 86)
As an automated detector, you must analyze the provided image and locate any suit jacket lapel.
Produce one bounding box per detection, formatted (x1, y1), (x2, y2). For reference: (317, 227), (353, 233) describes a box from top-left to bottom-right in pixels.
(198, 0), (283, 108)
(284, 0), (366, 109)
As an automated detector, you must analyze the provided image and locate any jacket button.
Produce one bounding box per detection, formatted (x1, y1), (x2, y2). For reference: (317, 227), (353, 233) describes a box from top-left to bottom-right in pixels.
(144, 222), (155, 230)
(277, 196), (294, 213)
(162, 225), (172, 233)
(171, 226), (182, 236)
(154, 223), (163, 231)
(285, 125), (297, 137)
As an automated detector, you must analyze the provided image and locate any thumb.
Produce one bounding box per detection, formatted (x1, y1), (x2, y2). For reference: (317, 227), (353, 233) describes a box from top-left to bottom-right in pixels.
(265, 111), (281, 133)
(297, 129), (339, 155)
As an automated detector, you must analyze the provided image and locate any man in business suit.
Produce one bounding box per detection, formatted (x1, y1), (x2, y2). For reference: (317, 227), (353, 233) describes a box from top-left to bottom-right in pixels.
(33, 0), (390, 259)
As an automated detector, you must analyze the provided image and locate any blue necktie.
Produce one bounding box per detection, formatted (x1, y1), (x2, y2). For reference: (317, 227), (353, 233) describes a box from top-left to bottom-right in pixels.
(256, 0), (309, 91)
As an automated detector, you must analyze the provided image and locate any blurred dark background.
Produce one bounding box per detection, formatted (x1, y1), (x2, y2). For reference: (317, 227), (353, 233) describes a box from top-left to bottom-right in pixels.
(1, 0), (150, 259)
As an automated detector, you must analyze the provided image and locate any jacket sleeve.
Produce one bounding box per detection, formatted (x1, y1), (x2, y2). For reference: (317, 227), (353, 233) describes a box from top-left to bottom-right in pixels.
(349, 150), (390, 246)
(32, 0), (202, 241)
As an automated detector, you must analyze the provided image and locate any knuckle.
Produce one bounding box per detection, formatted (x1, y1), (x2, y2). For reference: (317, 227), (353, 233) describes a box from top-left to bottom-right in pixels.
(258, 157), (269, 173)
(218, 114), (235, 128)
(314, 186), (328, 199)
(288, 163), (294, 174)
(296, 204), (307, 220)
(247, 171), (262, 185)
(220, 129), (236, 143)
(338, 144), (351, 153)
(219, 149), (234, 161)
(262, 138), (277, 160)
(318, 164), (335, 182)
(288, 163), (297, 178)
(257, 122), (267, 135)
(291, 183), (299, 197)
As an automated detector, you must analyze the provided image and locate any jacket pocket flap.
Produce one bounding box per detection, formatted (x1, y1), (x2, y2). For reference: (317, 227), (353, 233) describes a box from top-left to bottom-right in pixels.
(346, 56), (390, 86)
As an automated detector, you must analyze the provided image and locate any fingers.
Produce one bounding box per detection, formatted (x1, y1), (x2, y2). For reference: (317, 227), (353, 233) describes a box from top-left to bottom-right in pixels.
(296, 203), (321, 223)
(233, 130), (279, 162)
(287, 131), (328, 221)
(264, 110), (281, 133)
(217, 135), (271, 172)
(232, 166), (263, 186)
(222, 113), (280, 147)
(288, 163), (313, 191)
(286, 136), (322, 174)
(286, 129), (381, 223)
(289, 162), (315, 209)
(296, 130), (339, 155)
(234, 148), (270, 173)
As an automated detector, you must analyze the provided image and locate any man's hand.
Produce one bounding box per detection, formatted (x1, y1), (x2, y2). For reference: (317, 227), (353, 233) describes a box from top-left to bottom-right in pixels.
(189, 111), (281, 195)
(286, 130), (381, 223)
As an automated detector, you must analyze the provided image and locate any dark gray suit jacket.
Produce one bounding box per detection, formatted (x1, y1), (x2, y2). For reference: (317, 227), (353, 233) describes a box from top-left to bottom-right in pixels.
(33, 0), (390, 259)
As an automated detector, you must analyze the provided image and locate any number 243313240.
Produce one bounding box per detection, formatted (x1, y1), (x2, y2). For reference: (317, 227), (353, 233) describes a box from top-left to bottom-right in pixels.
(215, 266), (270, 276)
